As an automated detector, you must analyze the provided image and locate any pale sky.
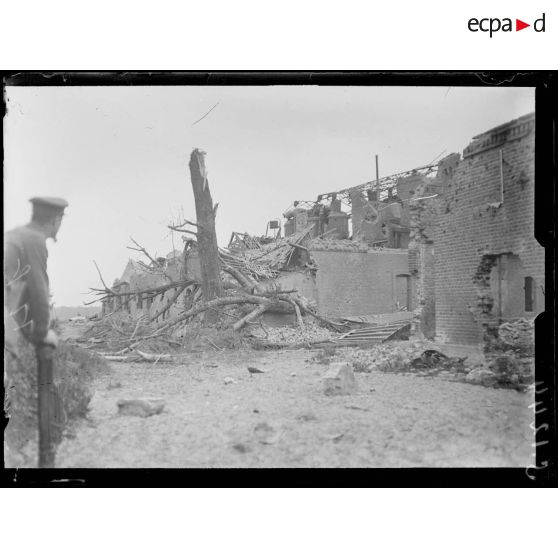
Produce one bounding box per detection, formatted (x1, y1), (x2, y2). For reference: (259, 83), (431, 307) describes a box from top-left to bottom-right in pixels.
(4, 86), (534, 306)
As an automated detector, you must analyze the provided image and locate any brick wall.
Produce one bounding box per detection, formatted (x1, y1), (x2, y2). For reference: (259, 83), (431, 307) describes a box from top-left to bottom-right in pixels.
(434, 113), (543, 346)
(310, 249), (411, 317)
(263, 270), (317, 302)
(396, 174), (425, 202)
(407, 154), (461, 338)
(419, 242), (436, 338)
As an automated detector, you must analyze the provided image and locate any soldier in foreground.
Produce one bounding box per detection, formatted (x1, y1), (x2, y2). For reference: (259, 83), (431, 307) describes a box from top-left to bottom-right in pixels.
(4, 197), (68, 467)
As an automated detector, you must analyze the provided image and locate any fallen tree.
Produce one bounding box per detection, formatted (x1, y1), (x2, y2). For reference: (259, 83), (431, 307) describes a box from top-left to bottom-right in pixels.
(83, 149), (344, 352)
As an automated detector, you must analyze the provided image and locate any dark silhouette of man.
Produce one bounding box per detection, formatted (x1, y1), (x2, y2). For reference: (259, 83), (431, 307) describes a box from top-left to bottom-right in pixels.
(4, 197), (68, 355)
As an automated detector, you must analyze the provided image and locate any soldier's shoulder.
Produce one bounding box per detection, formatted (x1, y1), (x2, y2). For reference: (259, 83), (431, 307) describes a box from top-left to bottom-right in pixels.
(5, 224), (46, 248)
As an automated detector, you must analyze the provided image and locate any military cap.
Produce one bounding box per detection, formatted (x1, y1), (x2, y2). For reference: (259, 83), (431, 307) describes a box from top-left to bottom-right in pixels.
(29, 197), (68, 215)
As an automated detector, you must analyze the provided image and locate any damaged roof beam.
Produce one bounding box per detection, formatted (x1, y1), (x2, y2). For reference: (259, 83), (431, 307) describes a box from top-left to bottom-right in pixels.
(317, 163), (440, 202)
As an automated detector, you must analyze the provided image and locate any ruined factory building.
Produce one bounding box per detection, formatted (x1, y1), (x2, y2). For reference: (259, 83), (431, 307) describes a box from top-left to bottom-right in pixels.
(105, 111), (541, 353)
(414, 112), (541, 348)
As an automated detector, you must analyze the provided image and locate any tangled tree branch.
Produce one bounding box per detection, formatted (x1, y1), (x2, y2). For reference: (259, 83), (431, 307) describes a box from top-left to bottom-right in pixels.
(93, 260), (116, 295)
(168, 218), (204, 231)
(127, 237), (174, 282)
(151, 294), (289, 336)
(220, 262), (258, 291)
(148, 282), (189, 323)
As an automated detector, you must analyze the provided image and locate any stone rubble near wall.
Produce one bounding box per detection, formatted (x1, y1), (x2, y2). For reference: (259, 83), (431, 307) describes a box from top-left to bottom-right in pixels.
(465, 368), (498, 387)
(497, 318), (534, 354)
(336, 339), (531, 390)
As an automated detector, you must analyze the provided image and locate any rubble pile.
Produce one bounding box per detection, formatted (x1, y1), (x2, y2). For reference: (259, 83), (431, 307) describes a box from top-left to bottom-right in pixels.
(497, 318), (534, 355)
(343, 340), (443, 374)
(246, 224), (314, 267)
(77, 310), (255, 357)
(485, 352), (534, 389)
(250, 321), (335, 345)
(464, 368), (499, 387)
(474, 318), (536, 389)
(78, 316), (169, 352)
(309, 238), (371, 252)
(219, 249), (277, 280)
(222, 224), (315, 279)
(333, 339), (530, 390)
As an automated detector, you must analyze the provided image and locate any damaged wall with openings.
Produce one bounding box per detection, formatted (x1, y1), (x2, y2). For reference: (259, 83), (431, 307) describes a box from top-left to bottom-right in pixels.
(408, 153), (461, 339)
(102, 250), (196, 323)
(433, 112), (542, 347)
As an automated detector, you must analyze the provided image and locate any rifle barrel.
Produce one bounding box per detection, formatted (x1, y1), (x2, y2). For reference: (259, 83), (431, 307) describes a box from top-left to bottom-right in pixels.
(37, 347), (56, 468)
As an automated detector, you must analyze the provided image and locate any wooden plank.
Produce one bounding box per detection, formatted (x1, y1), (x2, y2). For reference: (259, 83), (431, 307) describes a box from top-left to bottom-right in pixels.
(345, 333), (389, 338)
(340, 325), (409, 337)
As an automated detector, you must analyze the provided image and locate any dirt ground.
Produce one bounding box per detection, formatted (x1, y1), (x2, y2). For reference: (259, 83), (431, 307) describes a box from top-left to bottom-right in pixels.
(49, 342), (534, 468)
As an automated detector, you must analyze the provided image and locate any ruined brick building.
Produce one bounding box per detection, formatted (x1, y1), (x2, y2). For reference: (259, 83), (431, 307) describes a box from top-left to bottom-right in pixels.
(278, 163), (442, 319)
(278, 111), (541, 344)
(102, 250), (195, 322)
(104, 112), (542, 347)
(419, 112), (542, 348)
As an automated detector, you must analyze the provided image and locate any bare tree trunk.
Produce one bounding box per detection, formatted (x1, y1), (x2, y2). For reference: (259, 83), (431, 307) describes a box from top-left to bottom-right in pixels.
(189, 149), (223, 323)
(232, 303), (271, 331)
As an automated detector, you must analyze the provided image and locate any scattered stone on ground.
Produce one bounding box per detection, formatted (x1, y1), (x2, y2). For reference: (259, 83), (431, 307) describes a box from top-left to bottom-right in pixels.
(345, 404), (369, 412)
(47, 347), (534, 468)
(27, 321), (534, 468)
(323, 362), (358, 396)
(247, 366), (267, 374)
(296, 412), (317, 422)
(223, 376), (237, 385)
(117, 398), (165, 418)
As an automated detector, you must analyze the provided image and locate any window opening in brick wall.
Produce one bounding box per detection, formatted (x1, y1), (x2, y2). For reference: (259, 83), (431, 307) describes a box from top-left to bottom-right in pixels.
(524, 276), (535, 312)
(488, 254), (526, 319)
(395, 274), (413, 311)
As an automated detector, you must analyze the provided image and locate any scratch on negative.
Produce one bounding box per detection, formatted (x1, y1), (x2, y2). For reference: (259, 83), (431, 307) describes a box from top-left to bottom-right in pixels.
(191, 102), (220, 126)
